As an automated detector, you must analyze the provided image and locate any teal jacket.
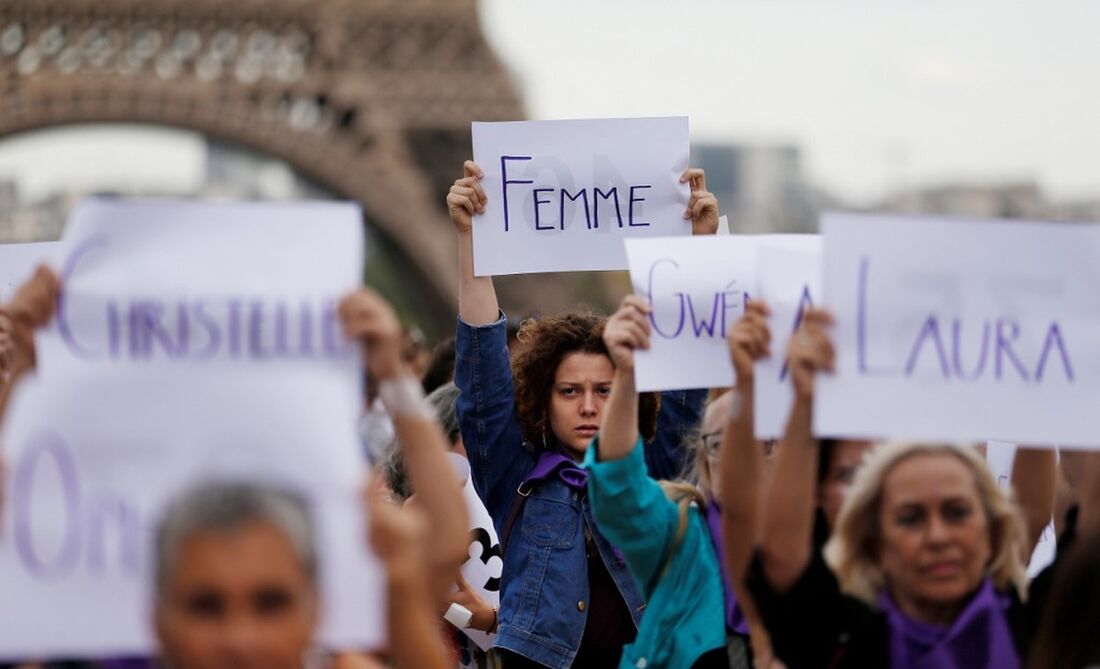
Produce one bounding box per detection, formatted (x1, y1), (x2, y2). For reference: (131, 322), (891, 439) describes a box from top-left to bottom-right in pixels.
(584, 437), (727, 669)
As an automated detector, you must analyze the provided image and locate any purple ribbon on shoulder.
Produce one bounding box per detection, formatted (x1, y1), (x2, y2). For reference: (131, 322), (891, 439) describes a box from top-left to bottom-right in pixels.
(879, 577), (1019, 669)
(704, 503), (750, 635)
(522, 451), (589, 492)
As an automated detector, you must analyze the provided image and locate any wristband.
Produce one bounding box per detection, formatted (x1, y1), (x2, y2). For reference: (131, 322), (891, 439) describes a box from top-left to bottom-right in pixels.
(444, 602), (473, 630)
(378, 376), (433, 420)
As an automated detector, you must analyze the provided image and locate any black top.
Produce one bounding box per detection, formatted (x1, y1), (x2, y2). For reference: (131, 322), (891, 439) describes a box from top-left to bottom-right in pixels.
(745, 510), (1053, 669)
(573, 528), (637, 667)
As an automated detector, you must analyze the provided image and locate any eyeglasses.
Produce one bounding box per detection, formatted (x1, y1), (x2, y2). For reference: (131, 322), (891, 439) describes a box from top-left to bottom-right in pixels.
(701, 432), (777, 457)
(701, 431), (722, 454)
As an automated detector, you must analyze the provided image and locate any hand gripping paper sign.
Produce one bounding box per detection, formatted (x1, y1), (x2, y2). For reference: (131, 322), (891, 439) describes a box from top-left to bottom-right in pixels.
(815, 212), (1100, 448)
(0, 199), (384, 659)
(752, 236), (822, 439)
(624, 236), (758, 392)
(624, 234), (822, 393)
(0, 241), (63, 302)
(471, 117), (691, 276)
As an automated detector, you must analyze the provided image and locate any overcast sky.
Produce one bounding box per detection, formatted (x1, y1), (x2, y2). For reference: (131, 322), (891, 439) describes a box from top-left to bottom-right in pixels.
(0, 1), (1096, 207)
(480, 0), (1100, 204)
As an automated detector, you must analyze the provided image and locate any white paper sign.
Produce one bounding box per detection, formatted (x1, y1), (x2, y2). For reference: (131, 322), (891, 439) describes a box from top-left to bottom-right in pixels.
(625, 236), (757, 392)
(0, 199), (384, 659)
(815, 213), (1100, 447)
(0, 242), (63, 302)
(450, 454), (501, 651)
(471, 117), (691, 276)
(753, 237), (823, 439)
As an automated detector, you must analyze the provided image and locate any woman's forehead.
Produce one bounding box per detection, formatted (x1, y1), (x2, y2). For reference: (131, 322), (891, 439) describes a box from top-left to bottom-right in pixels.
(554, 351), (613, 381)
(883, 452), (978, 503)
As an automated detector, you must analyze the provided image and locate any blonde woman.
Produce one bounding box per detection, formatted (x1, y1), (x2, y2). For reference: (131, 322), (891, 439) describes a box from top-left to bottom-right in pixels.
(584, 295), (728, 668)
(747, 307), (1060, 669)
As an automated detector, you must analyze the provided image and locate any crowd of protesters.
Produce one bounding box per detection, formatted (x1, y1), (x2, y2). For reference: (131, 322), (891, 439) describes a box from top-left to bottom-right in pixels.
(0, 155), (1097, 669)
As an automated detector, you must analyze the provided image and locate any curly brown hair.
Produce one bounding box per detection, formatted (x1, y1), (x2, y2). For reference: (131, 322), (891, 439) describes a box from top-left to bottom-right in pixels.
(512, 310), (659, 448)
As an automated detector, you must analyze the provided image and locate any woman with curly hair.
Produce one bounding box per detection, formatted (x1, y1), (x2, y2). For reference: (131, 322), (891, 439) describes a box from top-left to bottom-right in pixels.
(448, 160), (719, 668)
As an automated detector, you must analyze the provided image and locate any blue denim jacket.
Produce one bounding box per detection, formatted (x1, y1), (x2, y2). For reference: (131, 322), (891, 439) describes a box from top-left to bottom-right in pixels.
(455, 313), (705, 669)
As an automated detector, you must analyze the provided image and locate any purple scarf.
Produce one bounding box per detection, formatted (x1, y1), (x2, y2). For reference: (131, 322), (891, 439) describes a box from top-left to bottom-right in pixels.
(524, 450), (589, 491)
(879, 578), (1019, 669)
(704, 503), (750, 635)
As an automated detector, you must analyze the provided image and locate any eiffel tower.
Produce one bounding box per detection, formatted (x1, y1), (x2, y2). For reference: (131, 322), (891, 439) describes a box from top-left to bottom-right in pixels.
(0, 0), (615, 330)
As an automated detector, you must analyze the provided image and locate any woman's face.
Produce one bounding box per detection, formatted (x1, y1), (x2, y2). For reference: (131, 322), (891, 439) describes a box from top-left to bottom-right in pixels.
(819, 440), (873, 530)
(548, 352), (614, 456)
(877, 452), (992, 620)
(156, 520), (319, 669)
(699, 392), (778, 504)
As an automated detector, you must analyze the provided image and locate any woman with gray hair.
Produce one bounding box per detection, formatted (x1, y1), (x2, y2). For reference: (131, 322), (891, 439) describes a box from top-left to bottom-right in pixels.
(153, 481), (323, 669)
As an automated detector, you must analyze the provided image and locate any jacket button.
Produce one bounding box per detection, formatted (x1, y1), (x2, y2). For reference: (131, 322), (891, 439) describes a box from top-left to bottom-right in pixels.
(636, 659), (648, 668)
(577, 601), (586, 611)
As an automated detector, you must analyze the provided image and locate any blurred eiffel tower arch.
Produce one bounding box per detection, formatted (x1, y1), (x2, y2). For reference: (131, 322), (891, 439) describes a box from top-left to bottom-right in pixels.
(0, 0), (618, 326)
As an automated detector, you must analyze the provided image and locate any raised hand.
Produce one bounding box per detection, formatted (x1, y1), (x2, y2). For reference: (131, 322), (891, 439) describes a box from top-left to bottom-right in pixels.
(602, 295), (652, 371)
(338, 287), (405, 381)
(728, 300), (773, 384)
(446, 161), (488, 234)
(447, 574), (498, 633)
(6, 265), (61, 374)
(681, 168), (720, 236)
(365, 474), (429, 575)
(786, 308), (835, 401)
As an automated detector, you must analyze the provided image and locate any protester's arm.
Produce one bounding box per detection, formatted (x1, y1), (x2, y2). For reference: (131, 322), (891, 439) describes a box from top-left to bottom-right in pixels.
(0, 266), (60, 420)
(638, 169), (717, 478)
(367, 479), (454, 669)
(341, 288), (468, 602)
(759, 309), (835, 592)
(0, 267), (60, 526)
(1078, 452), (1100, 536)
(596, 295), (651, 462)
(330, 653), (387, 669)
(453, 312), (531, 521)
(586, 434), (680, 593)
(585, 295), (687, 588)
(720, 301), (786, 669)
(720, 301), (771, 580)
(448, 161), (499, 327)
(1012, 447), (1057, 555)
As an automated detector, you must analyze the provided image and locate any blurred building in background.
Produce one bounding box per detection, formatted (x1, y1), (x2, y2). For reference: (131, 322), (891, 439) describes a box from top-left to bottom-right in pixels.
(693, 143), (829, 234)
(878, 181), (1100, 223)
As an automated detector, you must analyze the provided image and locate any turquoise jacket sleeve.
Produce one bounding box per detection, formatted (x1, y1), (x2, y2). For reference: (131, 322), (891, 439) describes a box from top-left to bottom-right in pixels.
(584, 436), (679, 595)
